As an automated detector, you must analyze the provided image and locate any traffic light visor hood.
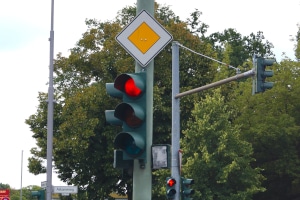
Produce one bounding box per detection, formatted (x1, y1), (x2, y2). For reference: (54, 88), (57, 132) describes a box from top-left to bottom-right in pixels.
(114, 74), (145, 98)
(262, 58), (276, 66)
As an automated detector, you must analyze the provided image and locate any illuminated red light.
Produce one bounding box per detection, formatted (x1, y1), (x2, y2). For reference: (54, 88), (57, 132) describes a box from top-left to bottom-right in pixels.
(125, 78), (142, 97)
(167, 178), (176, 187)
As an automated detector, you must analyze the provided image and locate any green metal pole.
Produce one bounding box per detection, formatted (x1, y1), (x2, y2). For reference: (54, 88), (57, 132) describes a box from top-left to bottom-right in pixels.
(133, 1), (154, 199)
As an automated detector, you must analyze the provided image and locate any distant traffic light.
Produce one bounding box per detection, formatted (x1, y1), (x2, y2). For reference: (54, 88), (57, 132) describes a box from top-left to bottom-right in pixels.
(253, 56), (275, 94)
(181, 177), (194, 200)
(31, 190), (45, 200)
(166, 177), (177, 199)
(105, 72), (147, 168)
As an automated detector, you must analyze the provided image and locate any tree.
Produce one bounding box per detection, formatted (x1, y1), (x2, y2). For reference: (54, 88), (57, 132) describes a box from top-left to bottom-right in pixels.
(0, 183), (10, 189)
(205, 29), (274, 68)
(0, 184), (41, 200)
(229, 58), (300, 199)
(295, 24), (300, 61)
(181, 89), (265, 199)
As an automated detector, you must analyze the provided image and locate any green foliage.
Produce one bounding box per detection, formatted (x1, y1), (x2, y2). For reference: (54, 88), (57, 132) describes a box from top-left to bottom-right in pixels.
(54, 83), (125, 198)
(206, 29), (274, 68)
(295, 24), (300, 61)
(0, 185), (42, 200)
(181, 89), (265, 199)
(0, 183), (10, 189)
(230, 59), (300, 199)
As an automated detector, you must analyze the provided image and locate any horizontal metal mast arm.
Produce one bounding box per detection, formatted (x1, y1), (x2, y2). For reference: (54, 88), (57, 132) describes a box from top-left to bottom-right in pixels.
(175, 70), (254, 99)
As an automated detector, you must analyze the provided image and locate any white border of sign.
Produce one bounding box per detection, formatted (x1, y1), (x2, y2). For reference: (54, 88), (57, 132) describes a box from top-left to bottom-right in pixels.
(116, 10), (173, 67)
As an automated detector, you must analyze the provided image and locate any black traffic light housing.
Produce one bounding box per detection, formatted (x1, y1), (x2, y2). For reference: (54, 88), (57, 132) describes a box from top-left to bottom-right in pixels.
(166, 177), (177, 199)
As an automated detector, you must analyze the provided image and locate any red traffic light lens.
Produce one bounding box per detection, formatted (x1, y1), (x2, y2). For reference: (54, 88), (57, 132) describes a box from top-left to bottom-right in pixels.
(115, 103), (144, 127)
(124, 78), (142, 97)
(124, 106), (142, 127)
(167, 178), (176, 187)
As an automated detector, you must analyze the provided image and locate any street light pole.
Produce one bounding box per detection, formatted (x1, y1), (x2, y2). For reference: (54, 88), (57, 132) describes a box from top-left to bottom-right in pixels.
(46, 0), (55, 199)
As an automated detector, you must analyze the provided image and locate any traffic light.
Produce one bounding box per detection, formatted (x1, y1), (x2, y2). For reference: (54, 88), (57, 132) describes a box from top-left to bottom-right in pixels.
(181, 177), (194, 200)
(166, 177), (177, 199)
(31, 190), (45, 200)
(253, 56), (275, 94)
(105, 72), (147, 167)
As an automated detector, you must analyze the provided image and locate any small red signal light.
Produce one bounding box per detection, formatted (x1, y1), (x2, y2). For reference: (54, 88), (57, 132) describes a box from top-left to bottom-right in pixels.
(124, 78), (142, 97)
(167, 178), (176, 187)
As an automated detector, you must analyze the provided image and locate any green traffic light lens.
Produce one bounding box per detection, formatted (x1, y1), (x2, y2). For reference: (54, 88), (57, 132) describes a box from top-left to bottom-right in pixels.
(167, 188), (176, 195)
(124, 137), (142, 155)
(114, 132), (145, 158)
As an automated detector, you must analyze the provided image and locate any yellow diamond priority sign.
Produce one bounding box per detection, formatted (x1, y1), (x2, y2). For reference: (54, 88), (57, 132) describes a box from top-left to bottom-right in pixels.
(128, 22), (160, 54)
(116, 10), (173, 67)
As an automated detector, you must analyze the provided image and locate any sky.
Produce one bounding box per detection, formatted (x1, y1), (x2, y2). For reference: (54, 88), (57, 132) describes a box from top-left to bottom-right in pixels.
(1, 0), (299, 190)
